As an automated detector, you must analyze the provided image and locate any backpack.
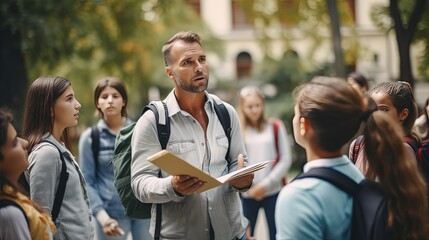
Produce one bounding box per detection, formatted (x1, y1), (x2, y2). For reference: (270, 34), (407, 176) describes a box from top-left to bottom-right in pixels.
(112, 98), (232, 219)
(272, 119), (287, 185)
(294, 167), (389, 240)
(351, 135), (364, 164)
(18, 140), (69, 223)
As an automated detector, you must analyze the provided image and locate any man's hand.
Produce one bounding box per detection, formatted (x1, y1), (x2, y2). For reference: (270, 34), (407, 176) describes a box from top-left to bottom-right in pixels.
(230, 154), (254, 189)
(172, 175), (205, 196)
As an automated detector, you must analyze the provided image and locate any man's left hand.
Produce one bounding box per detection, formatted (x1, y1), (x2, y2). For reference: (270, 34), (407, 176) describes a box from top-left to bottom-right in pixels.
(230, 154), (254, 189)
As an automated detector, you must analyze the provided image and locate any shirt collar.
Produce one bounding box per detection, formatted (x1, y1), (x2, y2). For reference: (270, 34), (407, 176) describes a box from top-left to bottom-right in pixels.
(303, 155), (351, 173)
(165, 90), (213, 117)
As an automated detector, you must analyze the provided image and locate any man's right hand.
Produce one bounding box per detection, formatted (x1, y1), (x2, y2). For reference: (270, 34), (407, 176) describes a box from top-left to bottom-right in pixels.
(171, 175), (205, 196)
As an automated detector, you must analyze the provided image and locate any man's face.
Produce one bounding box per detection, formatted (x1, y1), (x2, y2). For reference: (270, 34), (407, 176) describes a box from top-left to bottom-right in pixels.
(165, 40), (209, 93)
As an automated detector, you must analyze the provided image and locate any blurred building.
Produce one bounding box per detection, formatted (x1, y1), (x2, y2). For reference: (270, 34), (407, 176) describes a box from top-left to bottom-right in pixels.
(185, 0), (424, 86)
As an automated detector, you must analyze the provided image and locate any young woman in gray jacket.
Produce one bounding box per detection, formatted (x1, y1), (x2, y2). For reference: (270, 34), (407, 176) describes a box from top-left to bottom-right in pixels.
(22, 76), (94, 240)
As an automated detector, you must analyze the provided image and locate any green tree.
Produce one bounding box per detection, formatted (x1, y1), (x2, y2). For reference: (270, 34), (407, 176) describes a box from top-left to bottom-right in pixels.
(0, 0), (221, 128)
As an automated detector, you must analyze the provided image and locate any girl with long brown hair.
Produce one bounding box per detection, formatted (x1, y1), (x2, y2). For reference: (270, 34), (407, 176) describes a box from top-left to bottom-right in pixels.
(22, 76), (93, 239)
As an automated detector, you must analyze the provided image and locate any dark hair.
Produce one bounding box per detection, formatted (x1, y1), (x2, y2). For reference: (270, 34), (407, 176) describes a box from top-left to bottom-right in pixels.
(0, 109), (18, 198)
(94, 77), (128, 118)
(364, 111), (428, 239)
(294, 76), (366, 152)
(0, 109), (13, 161)
(162, 31), (202, 66)
(368, 81), (418, 137)
(22, 76), (72, 152)
(348, 72), (369, 91)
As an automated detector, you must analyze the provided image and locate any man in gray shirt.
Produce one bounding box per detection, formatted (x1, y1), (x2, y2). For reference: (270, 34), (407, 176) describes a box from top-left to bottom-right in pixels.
(131, 31), (253, 240)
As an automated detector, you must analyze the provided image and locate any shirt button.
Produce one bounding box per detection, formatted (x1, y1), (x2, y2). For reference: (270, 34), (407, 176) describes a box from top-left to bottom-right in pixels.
(201, 143), (204, 146)
(205, 228), (209, 232)
(209, 207), (212, 210)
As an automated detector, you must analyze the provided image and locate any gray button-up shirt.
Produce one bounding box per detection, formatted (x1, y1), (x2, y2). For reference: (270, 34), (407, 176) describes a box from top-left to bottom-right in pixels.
(131, 91), (249, 240)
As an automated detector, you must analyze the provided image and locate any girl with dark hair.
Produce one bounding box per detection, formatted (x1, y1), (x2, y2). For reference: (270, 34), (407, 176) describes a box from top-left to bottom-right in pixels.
(0, 109), (56, 239)
(22, 76), (93, 239)
(349, 81), (419, 175)
(79, 77), (152, 239)
(275, 77), (428, 239)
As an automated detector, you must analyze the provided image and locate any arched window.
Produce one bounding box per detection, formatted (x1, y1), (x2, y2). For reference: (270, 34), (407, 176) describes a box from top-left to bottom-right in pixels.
(236, 52), (252, 80)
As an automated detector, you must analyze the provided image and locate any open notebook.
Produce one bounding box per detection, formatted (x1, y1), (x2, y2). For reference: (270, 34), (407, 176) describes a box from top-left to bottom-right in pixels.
(148, 150), (270, 193)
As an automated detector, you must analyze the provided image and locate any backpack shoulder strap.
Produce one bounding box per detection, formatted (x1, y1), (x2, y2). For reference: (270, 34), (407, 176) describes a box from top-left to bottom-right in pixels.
(272, 119), (280, 159)
(143, 101), (170, 150)
(352, 135), (364, 164)
(142, 101), (169, 240)
(90, 125), (100, 172)
(39, 140), (69, 222)
(211, 95), (232, 165)
(404, 136), (422, 171)
(0, 199), (29, 227)
(404, 136), (419, 154)
(294, 167), (360, 196)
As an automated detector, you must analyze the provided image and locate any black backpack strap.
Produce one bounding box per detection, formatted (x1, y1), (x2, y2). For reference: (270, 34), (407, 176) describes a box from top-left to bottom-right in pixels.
(0, 199), (29, 227)
(142, 101), (170, 240)
(211, 96), (232, 165)
(352, 135), (364, 164)
(294, 167), (360, 196)
(39, 140), (69, 222)
(90, 125), (100, 172)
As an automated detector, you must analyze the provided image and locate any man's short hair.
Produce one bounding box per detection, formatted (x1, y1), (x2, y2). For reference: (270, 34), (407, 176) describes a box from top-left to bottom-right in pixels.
(162, 31), (202, 66)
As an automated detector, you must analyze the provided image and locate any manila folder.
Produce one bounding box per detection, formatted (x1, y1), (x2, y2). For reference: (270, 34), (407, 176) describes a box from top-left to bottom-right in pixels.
(148, 150), (270, 193)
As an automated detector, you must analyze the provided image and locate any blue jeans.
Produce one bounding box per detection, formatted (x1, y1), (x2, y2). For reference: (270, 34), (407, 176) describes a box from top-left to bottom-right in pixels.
(241, 193), (279, 240)
(95, 217), (152, 240)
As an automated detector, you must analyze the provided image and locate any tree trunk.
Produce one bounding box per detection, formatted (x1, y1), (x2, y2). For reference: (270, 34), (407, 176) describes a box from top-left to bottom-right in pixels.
(0, 26), (28, 131)
(327, 0), (346, 78)
(389, 0), (426, 88)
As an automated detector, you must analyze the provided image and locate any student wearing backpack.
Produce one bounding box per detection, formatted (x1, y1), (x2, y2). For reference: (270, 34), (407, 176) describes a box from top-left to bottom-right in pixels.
(237, 86), (292, 240)
(348, 81), (420, 176)
(0, 109), (56, 240)
(275, 77), (428, 240)
(79, 77), (152, 240)
(131, 31), (253, 240)
(22, 76), (94, 240)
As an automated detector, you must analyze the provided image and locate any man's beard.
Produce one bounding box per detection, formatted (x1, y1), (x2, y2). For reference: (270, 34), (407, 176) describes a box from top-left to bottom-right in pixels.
(174, 72), (209, 93)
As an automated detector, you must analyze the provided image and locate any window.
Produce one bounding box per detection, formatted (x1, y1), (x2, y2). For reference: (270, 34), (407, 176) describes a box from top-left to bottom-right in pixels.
(232, 0), (253, 29)
(236, 52), (252, 80)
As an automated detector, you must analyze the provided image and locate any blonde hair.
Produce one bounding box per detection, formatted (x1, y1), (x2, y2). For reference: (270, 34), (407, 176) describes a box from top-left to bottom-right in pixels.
(237, 86), (267, 133)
